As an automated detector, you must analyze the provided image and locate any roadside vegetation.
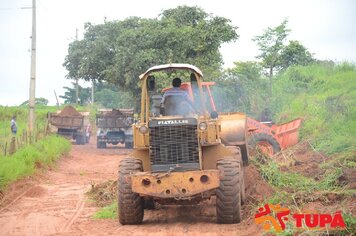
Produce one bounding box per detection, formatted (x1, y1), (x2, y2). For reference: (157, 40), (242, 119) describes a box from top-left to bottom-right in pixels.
(272, 63), (356, 155)
(0, 135), (71, 190)
(248, 63), (356, 234)
(92, 201), (117, 219)
(0, 105), (57, 140)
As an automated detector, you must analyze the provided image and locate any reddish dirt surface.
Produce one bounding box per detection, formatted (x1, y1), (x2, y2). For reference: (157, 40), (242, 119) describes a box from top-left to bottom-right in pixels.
(0, 141), (266, 236)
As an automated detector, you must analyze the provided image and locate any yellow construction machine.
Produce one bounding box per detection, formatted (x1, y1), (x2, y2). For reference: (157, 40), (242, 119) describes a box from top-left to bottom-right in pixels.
(118, 64), (249, 224)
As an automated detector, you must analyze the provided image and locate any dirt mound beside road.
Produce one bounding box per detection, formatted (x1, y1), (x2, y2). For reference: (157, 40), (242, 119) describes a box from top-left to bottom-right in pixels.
(244, 165), (274, 203)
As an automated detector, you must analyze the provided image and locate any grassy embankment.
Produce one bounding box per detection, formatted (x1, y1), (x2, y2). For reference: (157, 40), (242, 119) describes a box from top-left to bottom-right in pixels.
(0, 135), (71, 190)
(255, 63), (356, 234)
(0, 105), (77, 190)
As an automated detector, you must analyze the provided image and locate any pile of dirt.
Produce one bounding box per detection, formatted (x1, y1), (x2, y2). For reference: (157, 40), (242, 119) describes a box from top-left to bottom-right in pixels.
(244, 165), (274, 203)
(338, 168), (356, 189)
(104, 109), (123, 117)
(58, 106), (82, 117)
(274, 141), (326, 180)
(87, 180), (117, 207)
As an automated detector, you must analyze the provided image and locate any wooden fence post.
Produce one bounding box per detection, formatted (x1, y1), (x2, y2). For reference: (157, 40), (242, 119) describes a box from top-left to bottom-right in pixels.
(9, 137), (16, 155)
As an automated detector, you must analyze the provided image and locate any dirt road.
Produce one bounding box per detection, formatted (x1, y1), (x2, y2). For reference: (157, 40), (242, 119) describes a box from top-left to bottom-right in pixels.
(0, 141), (263, 236)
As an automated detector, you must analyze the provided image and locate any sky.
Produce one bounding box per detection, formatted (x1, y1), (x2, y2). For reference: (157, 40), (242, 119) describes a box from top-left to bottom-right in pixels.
(0, 0), (355, 106)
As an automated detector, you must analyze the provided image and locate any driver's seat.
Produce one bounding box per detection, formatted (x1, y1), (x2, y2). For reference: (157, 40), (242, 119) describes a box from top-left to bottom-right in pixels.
(163, 95), (190, 116)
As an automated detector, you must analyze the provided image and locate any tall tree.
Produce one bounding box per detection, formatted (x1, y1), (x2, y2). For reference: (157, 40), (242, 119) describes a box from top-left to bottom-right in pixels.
(253, 19), (290, 78)
(63, 6), (238, 100)
(253, 19), (290, 105)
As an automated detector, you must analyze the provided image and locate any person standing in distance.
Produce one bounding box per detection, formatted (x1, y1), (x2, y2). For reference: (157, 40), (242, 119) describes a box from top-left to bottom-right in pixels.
(10, 116), (17, 135)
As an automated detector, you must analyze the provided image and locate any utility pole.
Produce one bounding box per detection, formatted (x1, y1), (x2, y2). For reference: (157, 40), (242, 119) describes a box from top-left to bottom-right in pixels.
(28, 0), (36, 134)
(91, 80), (94, 104)
(75, 28), (79, 104)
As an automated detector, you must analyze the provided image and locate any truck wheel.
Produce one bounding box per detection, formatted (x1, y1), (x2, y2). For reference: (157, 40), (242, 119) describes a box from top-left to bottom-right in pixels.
(118, 158), (144, 225)
(216, 159), (242, 224)
(96, 139), (101, 148)
(248, 133), (281, 156)
(75, 135), (82, 145)
(102, 142), (107, 149)
(125, 142), (133, 149)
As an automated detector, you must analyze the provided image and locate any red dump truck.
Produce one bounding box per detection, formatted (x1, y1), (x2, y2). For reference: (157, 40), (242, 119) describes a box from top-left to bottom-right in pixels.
(48, 106), (90, 145)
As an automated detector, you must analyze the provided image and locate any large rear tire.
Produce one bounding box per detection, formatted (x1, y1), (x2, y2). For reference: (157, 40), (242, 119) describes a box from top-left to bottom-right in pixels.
(216, 159), (242, 224)
(118, 158), (144, 225)
(248, 132), (281, 156)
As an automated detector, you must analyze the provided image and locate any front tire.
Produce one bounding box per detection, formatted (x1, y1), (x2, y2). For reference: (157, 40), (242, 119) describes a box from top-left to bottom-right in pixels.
(118, 158), (144, 225)
(216, 159), (242, 224)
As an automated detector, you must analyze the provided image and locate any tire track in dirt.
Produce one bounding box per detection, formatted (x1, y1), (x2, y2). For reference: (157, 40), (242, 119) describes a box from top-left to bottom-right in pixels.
(61, 197), (85, 233)
(0, 141), (126, 236)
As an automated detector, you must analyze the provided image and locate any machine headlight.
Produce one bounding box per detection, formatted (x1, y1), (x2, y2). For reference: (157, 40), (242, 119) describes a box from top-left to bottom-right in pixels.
(139, 125), (149, 134)
(199, 122), (207, 130)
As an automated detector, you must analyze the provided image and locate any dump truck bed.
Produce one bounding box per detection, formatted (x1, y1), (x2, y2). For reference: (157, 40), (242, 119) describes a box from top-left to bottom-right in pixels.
(49, 114), (84, 129)
(96, 109), (134, 129)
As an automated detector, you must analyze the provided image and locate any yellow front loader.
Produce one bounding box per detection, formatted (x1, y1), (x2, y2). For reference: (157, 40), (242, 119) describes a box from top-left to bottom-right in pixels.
(118, 64), (249, 224)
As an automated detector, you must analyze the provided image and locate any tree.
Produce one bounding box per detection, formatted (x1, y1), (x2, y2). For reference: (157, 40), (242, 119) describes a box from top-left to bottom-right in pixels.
(214, 61), (269, 116)
(59, 83), (91, 105)
(230, 61), (262, 81)
(279, 40), (314, 69)
(63, 6), (238, 101)
(94, 82), (135, 109)
(253, 19), (290, 78)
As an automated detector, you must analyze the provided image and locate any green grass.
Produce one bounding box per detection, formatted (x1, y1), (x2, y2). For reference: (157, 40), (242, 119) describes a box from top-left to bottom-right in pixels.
(341, 212), (356, 235)
(92, 201), (118, 219)
(0, 135), (71, 190)
(256, 159), (344, 193)
(0, 105), (58, 141)
(272, 63), (356, 156)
